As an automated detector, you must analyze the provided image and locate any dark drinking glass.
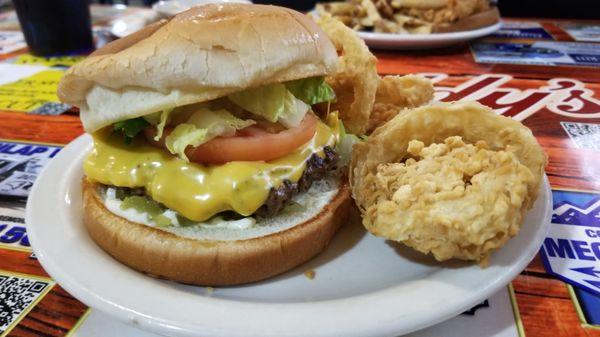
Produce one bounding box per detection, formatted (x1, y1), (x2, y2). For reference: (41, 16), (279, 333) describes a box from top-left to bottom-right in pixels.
(252, 0), (318, 11)
(12, 0), (94, 56)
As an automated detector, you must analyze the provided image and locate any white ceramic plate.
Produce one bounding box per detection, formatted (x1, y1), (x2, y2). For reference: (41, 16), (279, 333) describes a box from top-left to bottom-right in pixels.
(27, 134), (552, 337)
(356, 22), (502, 50)
(153, 0), (252, 17)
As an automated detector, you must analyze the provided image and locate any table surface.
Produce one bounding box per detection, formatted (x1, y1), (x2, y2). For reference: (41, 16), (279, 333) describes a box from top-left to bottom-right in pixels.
(0, 7), (599, 337)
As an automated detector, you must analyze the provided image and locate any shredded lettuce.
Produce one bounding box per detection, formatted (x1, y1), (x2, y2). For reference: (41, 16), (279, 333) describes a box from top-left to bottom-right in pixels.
(278, 91), (309, 128)
(142, 112), (161, 125)
(165, 124), (208, 161)
(227, 83), (287, 122)
(187, 108), (254, 136)
(118, 77), (335, 146)
(113, 118), (150, 144)
(336, 119), (362, 167)
(155, 109), (171, 141)
(227, 82), (313, 128)
(164, 109), (254, 161)
(285, 76), (336, 105)
(143, 109), (173, 141)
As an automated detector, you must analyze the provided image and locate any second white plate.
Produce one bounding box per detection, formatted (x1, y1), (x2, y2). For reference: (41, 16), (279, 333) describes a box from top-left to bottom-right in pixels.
(27, 134), (552, 337)
(356, 22), (502, 50)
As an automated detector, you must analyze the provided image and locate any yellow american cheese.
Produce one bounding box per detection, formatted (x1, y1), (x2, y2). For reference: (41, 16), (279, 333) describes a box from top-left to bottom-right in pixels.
(84, 121), (336, 221)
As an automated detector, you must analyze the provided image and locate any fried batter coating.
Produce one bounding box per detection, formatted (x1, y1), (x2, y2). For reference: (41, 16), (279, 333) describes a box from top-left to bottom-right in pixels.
(373, 136), (534, 262)
(376, 75), (433, 106)
(368, 75), (434, 132)
(316, 13), (379, 135)
(350, 101), (547, 264)
(315, 15), (434, 135)
(369, 103), (402, 133)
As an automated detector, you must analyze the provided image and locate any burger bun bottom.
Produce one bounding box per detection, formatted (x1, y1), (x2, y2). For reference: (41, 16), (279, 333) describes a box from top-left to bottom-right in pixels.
(82, 178), (351, 286)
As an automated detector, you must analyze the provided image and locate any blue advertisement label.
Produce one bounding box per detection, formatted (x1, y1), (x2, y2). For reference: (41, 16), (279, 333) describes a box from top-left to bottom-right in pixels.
(541, 190), (600, 297)
(0, 140), (62, 198)
(493, 22), (553, 40)
(471, 41), (600, 67)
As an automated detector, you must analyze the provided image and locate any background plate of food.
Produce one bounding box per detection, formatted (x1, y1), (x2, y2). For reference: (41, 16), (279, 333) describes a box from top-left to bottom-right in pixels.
(314, 0), (502, 49)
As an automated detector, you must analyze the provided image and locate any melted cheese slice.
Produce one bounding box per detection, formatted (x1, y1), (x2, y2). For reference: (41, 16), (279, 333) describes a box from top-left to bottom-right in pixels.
(84, 122), (336, 222)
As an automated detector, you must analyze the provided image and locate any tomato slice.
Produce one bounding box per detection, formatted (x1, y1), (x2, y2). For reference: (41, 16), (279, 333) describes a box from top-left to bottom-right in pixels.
(145, 114), (318, 164)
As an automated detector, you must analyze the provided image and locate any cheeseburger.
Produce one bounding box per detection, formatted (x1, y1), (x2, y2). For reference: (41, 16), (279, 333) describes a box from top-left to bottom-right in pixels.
(58, 4), (351, 285)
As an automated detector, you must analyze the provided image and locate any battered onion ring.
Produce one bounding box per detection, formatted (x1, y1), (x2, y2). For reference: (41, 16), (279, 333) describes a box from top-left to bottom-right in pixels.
(368, 74), (434, 132)
(350, 101), (547, 264)
(316, 13), (379, 135)
(315, 14), (434, 135)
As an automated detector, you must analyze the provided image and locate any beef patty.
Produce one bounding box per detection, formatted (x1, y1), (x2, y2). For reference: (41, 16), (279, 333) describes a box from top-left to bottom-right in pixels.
(256, 146), (338, 217)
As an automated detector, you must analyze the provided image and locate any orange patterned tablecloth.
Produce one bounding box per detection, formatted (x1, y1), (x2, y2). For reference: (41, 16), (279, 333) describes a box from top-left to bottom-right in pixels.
(0, 9), (599, 337)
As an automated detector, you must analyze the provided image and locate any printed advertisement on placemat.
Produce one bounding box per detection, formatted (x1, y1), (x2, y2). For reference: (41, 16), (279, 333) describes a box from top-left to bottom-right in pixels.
(492, 21), (553, 40)
(0, 140), (61, 199)
(471, 41), (600, 67)
(540, 189), (600, 296)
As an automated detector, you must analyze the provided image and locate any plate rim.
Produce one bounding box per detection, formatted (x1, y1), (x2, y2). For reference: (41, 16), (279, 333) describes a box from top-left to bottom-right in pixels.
(356, 21), (502, 42)
(26, 133), (553, 337)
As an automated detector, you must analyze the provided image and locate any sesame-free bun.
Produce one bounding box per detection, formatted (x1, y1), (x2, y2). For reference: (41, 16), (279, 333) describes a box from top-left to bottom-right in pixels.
(82, 179), (351, 286)
(58, 4), (337, 133)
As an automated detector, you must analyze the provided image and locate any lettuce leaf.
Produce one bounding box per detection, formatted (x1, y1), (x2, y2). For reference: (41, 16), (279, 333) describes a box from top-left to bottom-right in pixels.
(336, 119), (362, 167)
(143, 109), (173, 141)
(142, 112), (161, 125)
(278, 91), (309, 128)
(227, 83), (287, 122)
(286, 76), (336, 105)
(155, 109), (171, 141)
(227, 84), (311, 127)
(187, 108), (254, 136)
(165, 124), (208, 161)
(113, 118), (150, 144)
(164, 109), (254, 161)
